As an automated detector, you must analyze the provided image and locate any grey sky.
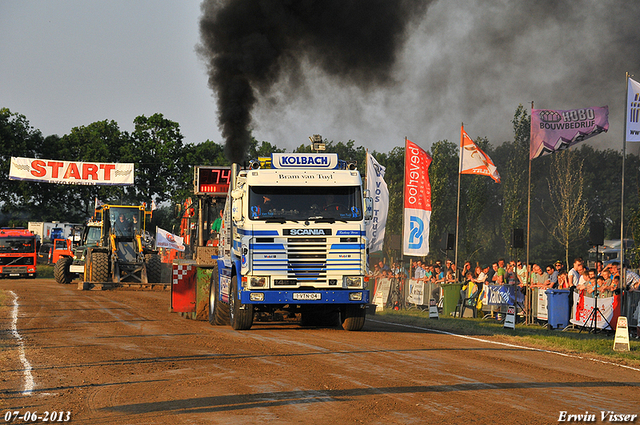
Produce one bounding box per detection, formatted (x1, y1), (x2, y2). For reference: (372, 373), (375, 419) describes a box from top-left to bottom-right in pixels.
(2, 0), (639, 155)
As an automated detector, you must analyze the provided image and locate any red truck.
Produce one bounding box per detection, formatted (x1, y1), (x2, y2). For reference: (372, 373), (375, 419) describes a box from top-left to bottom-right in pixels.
(0, 228), (37, 278)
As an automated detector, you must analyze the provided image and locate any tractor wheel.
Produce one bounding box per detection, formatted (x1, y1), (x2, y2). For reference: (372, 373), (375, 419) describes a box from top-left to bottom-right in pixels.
(91, 252), (110, 283)
(340, 305), (367, 331)
(54, 257), (73, 284)
(144, 254), (162, 283)
(229, 275), (253, 330)
(208, 268), (230, 326)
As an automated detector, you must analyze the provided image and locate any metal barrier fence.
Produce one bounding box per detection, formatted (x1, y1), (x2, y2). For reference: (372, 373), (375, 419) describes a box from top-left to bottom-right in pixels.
(369, 276), (640, 329)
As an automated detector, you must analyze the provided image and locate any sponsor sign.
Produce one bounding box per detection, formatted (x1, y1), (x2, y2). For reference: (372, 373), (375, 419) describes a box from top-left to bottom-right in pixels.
(627, 78), (640, 142)
(483, 285), (525, 306)
(503, 305), (516, 329)
(366, 152), (389, 252)
(530, 107), (609, 159)
(9, 157), (134, 185)
(407, 279), (424, 305)
(536, 288), (549, 321)
(373, 278), (392, 311)
(460, 126), (500, 183)
(613, 316), (630, 351)
(283, 228), (331, 236)
(429, 298), (439, 319)
(570, 292), (619, 330)
(403, 140), (432, 256)
(156, 227), (185, 251)
(271, 153), (339, 169)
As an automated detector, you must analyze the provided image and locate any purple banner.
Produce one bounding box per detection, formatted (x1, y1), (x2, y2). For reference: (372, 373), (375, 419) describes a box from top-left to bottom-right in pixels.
(530, 107), (609, 160)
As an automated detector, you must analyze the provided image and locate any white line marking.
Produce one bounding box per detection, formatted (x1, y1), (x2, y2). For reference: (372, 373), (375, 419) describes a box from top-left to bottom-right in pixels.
(8, 290), (34, 395)
(369, 318), (640, 373)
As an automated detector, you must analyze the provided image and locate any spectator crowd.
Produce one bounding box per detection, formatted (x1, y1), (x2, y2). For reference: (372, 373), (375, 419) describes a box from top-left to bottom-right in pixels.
(369, 257), (640, 302)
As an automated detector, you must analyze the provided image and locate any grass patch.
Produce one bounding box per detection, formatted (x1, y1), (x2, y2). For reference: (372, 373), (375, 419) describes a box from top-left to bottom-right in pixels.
(375, 309), (640, 366)
(37, 264), (54, 279)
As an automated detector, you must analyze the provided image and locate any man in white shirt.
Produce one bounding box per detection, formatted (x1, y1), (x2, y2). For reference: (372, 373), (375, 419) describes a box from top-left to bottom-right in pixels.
(413, 261), (425, 280)
(516, 261), (527, 285)
(567, 258), (585, 288)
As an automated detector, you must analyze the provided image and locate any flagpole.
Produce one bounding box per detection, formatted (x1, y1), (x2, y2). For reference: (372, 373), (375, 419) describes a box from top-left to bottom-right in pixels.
(402, 137), (407, 282)
(526, 101), (533, 325)
(455, 124), (463, 281)
(621, 72), (629, 288)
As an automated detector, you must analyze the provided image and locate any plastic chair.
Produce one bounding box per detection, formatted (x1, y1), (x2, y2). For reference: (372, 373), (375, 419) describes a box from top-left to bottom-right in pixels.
(455, 288), (479, 318)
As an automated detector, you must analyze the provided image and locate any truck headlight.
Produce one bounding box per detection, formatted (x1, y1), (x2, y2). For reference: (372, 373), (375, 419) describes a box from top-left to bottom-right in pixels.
(250, 293), (265, 301)
(344, 276), (363, 288)
(249, 276), (269, 288)
(349, 292), (363, 301)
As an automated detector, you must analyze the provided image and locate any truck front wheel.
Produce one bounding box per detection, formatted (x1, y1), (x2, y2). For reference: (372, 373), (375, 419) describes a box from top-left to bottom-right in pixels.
(341, 305), (366, 331)
(229, 276), (253, 330)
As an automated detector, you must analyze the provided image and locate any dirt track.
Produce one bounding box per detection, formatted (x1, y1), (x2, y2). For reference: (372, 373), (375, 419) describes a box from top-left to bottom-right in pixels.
(1, 279), (639, 424)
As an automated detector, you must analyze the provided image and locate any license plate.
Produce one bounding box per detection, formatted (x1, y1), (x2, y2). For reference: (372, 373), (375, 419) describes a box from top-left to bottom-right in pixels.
(293, 293), (321, 300)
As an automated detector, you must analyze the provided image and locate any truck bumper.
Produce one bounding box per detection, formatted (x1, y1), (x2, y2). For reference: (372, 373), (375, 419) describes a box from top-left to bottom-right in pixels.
(240, 289), (369, 305)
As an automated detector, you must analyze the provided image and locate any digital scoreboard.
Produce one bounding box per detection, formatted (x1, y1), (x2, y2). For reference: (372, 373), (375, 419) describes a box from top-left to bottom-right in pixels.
(194, 166), (231, 196)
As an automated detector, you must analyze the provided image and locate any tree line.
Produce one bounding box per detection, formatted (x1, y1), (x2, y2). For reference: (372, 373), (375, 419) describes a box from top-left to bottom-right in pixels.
(2, 105), (639, 267)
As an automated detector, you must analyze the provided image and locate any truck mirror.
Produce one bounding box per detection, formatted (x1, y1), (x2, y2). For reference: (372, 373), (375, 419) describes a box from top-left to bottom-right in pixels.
(231, 188), (243, 199)
(232, 199), (243, 222)
(364, 197), (373, 220)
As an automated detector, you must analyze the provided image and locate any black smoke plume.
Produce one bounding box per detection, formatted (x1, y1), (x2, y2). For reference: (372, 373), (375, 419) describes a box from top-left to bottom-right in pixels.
(198, 0), (430, 163)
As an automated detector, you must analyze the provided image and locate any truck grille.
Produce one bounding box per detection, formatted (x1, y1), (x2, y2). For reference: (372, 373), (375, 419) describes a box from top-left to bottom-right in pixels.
(251, 236), (363, 286)
(2, 266), (29, 274)
(287, 237), (327, 283)
(0, 257), (35, 266)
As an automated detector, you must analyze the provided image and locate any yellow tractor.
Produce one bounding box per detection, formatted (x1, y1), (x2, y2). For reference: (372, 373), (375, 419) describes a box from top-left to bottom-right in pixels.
(55, 204), (161, 284)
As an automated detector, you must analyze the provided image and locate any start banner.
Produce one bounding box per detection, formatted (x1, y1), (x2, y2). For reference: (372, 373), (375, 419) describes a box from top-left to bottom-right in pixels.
(9, 157), (134, 185)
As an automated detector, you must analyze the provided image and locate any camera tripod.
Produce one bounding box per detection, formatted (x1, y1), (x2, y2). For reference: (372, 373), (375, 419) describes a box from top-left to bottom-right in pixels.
(579, 289), (612, 334)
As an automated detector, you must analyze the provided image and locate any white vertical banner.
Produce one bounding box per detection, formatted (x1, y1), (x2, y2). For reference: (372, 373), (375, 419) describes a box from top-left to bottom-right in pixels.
(627, 77), (640, 142)
(366, 152), (389, 252)
(403, 140), (432, 256)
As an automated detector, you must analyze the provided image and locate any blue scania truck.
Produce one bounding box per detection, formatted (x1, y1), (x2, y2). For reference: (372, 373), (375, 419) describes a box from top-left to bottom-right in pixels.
(208, 152), (372, 330)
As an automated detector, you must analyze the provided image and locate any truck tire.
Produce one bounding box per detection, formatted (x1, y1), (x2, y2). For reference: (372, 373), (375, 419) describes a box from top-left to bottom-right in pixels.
(92, 251), (110, 283)
(341, 305), (366, 331)
(54, 257), (73, 284)
(229, 275), (253, 330)
(144, 254), (162, 283)
(208, 270), (229, 325)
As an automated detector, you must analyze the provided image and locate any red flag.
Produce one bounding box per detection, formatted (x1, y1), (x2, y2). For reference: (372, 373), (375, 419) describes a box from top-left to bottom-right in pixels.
(403, 140), (432, 256)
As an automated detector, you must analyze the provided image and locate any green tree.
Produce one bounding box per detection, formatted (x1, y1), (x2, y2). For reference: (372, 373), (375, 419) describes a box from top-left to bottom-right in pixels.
(458, 136), (496, 265)
(544, 149), (591, 267)
(427, 140), (458, 259)
(58, 120), (130, 218)
(496, 105), (530, 254)
(127, 114), (185, 205)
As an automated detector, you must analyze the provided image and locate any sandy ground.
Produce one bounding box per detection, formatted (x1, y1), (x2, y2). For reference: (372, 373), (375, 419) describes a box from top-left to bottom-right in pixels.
(1, 278), (639, 424)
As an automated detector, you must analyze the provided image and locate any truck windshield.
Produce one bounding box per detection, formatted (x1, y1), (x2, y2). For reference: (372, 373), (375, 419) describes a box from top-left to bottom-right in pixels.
(0, 238), (35, 253)
(249, 186), (362, 221)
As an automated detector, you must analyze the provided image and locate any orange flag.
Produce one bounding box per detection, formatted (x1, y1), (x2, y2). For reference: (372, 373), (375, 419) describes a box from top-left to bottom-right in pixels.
(460, 125), (500, 183)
